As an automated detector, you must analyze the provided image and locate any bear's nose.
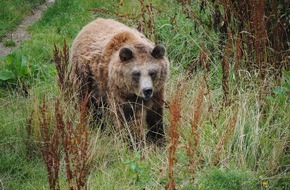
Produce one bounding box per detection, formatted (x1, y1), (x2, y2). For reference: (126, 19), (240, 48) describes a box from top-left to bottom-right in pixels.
(143, 88), (153, 99)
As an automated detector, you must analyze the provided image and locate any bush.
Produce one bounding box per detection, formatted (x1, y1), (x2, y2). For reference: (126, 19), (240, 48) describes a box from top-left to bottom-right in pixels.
(197, 168), (257, 190)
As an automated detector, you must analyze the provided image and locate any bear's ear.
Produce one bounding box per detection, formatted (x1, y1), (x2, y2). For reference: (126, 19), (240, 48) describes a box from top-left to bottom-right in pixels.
(119, 47), (133, 62)
(151, 45), (165, 59)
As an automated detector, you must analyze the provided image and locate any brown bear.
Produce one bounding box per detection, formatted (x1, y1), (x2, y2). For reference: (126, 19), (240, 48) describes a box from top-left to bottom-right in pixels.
(69, 18), (170, 146)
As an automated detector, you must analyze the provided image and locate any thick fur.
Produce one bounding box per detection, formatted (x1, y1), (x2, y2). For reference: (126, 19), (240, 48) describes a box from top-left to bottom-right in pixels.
(69, 18), (170, 145)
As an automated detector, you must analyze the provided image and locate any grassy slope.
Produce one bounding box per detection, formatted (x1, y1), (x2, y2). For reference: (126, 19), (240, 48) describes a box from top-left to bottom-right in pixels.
(0, 0), (289, 189)
(0, 0), (45, 41)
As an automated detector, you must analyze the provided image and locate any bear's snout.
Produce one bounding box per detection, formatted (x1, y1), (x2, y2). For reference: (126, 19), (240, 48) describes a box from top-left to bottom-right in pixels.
(143, 87), (153, 100)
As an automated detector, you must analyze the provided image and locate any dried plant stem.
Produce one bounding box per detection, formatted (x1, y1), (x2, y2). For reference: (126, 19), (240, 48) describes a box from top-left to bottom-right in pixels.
(39, 97), (60, 190)
(221, 28), (232, 104)
(250, 0), (268, 103)
(167, 80), (186, 190)
(39, 97), (91, 190)
(167, 100), (180, 190)
(187, 79), (205, 178)
(234, 34), (242, 77)
(137, 0), (157, 41)
(53, 40), (70, 91)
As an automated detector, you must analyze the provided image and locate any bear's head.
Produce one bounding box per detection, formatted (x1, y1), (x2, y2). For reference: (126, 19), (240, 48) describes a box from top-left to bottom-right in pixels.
(108, 43), (169, 101)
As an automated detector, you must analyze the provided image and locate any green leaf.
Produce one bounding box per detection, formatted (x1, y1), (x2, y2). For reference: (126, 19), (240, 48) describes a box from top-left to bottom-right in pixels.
(131, 162), (138, 172)
(5, 54), (14, 64)
(0, 70), (16, 81)
(273, 87), (287, 95)
(21, 55), (27, 67)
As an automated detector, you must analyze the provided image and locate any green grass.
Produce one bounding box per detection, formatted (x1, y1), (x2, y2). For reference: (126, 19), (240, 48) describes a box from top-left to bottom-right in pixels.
(3, 39), (16, 47)
(197, 168), (257, 190)
(0, 0), (45, 41)
(0, 0), (289, 189)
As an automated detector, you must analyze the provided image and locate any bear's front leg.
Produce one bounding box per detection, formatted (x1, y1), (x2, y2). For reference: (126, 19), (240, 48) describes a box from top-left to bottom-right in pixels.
(118, 103), (146, 148)
(146, 96), (165, 145)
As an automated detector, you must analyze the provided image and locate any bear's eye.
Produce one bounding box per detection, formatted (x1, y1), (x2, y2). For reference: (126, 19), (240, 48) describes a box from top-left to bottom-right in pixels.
(132, 71), (141, 81)
(149, 70), (158, 80)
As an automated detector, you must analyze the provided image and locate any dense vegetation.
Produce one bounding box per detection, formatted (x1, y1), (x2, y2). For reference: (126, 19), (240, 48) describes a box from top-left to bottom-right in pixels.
(0, 0), (289, 189)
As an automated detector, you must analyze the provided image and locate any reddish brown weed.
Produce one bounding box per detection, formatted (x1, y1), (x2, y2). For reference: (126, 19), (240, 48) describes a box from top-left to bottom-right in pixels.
(38, 95), (91, 190)
(187, 80), (205, 177)
(167, 80), (187, 190)
(53, 40), (70, 91)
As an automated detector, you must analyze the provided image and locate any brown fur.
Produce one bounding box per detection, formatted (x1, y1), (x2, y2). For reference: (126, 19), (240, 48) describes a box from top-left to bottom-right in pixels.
(69, 18), (170, 146)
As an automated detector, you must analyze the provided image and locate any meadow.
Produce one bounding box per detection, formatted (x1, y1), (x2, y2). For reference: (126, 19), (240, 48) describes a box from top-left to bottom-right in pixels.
(0, 0), (289, 189)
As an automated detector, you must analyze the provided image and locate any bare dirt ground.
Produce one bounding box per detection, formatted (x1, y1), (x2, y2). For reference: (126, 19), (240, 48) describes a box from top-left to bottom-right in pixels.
(0, 0), (55, 57)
